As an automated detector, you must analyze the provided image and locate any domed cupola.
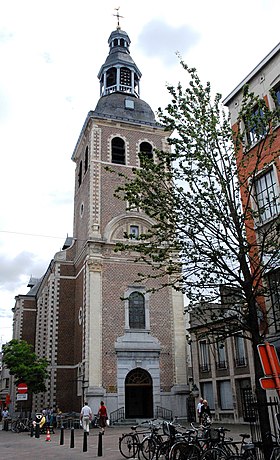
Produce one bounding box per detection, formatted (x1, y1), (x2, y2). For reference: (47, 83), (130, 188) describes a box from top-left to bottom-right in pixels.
(97, 27), (142, 98)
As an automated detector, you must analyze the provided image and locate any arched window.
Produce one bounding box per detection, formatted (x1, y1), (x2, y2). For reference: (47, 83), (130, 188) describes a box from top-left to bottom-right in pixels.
(107, 68), (117, 88)
(129, 292), (145, 329)
(84, 146), (89, 174)
(112, 137), (125, 165)
(78, 160), (82, 187)
(114, 38), (118, 47)
(139, 142), (153, 166)
(120, 38), (124, 47)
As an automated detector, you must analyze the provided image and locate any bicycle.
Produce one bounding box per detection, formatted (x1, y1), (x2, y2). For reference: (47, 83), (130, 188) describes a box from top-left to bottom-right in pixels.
(156, 420), (190, 460)
(11, 417), (32, 433)
(119, 422), (150, 459)
(267, 432), (280, 460)
(139, 420), (165, 460)
(169, 427), (202, 460)
(201, 433), (256, 460)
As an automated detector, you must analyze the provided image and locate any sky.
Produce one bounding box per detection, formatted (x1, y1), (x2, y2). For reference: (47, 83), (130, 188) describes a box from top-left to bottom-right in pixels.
(0, 0), (279, 346)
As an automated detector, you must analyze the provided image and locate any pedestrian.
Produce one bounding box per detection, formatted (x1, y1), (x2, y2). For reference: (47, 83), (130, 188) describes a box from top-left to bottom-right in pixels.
(197, 397), (203, 424)
(80, 401), (92, 435)
(2, 407), (9, 431)
(98, 400), (108, 434)
(200, 399), (212, 426)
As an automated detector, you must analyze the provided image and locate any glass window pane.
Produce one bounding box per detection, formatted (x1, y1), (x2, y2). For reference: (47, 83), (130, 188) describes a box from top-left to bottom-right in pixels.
(219, 381), (233, 409)
(129, 292), (145, 329)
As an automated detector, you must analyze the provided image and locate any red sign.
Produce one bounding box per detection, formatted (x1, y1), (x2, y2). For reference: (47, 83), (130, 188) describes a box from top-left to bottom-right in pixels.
(259, 377), (276, 390)
(17, 383), (28, 394)
(257, 343), (280, 376)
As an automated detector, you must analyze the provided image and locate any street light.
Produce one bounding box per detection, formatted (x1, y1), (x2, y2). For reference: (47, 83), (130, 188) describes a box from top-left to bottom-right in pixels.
(191, 384), (199, 398)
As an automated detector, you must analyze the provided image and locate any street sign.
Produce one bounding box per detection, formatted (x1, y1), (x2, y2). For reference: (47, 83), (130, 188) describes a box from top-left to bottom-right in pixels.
(259, 377), (276, 390)
(257, 343), (280, 376)
(17, 383), (28, 394)
(16, 393), (28, 401)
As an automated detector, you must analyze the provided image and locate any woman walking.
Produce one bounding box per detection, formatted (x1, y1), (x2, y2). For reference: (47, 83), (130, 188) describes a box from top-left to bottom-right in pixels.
(98, 401), (108, 434)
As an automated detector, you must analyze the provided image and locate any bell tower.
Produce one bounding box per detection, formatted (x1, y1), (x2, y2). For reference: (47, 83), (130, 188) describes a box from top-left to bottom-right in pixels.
(71, 22), (188, 418)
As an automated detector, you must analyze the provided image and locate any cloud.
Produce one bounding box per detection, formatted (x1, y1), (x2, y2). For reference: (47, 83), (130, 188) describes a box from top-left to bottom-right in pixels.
(136, 19), (200, 66)
(0, 307), (12, 319)
(0, 251), (46, 291)
(0, 89), (9, 121)
(48, 190), (73, 206)
(41, 51), (53, 64)
(0, 28), (13, 44)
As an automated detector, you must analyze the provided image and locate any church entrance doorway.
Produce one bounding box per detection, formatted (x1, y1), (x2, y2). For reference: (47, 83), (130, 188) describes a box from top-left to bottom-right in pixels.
(125, 368), (153, 419)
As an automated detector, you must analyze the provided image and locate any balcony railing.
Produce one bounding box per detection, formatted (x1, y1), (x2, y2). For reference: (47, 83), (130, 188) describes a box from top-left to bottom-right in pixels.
(199, 363), (211, 372)
(234, 356), (247, 367)
(216, 360), (228, 370)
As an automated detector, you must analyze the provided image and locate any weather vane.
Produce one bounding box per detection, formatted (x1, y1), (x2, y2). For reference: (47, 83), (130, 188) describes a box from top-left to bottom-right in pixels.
(113, 7), (124, 29)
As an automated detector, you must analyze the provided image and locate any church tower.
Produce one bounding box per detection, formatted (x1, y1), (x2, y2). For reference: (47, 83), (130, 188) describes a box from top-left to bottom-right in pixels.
(12, 22), (188, 419)
(71, 23), (188, 417)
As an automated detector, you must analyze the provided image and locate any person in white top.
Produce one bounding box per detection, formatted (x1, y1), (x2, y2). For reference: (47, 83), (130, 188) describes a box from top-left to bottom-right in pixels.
(197, 397), (204, 424)
(80, 401), (92, 434)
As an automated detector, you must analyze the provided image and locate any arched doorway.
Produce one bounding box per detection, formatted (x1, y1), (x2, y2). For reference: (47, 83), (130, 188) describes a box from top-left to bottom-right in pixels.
(125, 368), (153, 418)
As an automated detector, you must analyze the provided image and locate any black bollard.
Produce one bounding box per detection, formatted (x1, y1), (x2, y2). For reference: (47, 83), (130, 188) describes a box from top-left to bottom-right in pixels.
(98, 431), (103, 457)
(60, 426), (64, 445)
(35, 422), (40, 439)
(83, 431), (87, 452)
(70, 427), (75, 448)
(30, 423), (34, 437)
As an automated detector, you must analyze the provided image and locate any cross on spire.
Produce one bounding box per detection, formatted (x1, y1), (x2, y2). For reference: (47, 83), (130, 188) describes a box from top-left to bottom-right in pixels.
(113, 7), (124, 29)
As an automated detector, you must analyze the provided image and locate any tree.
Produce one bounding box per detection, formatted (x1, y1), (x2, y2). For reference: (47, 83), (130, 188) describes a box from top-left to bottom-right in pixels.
(111, 62), (280, 456)
(3, 339), (49, 394)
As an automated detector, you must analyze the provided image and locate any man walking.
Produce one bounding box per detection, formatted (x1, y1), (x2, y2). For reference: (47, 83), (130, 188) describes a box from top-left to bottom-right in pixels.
(2, 407), (9, 431)
(80, 401), (92, 435)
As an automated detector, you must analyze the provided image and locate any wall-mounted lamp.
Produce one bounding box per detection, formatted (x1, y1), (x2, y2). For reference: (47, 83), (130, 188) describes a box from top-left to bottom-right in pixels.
(191, 383), (199, 398)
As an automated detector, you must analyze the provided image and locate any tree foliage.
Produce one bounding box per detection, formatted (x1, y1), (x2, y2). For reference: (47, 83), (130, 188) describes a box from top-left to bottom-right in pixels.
(111, 61), (279, 455)
(113, 62), (279, 342)
(3, 339), (49, 394)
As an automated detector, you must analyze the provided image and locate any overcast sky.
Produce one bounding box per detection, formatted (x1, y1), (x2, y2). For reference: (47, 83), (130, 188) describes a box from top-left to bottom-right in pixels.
(0, 0), (279, 345)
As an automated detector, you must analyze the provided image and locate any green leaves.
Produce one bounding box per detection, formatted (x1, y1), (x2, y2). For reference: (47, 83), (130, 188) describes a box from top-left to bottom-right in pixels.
(3, 339), (49, 394)
(110, 60), (279, 340)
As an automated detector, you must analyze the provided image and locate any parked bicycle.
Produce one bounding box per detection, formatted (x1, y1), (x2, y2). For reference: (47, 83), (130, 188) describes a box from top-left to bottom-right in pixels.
(119, 421), (151, 459)
(201, 433), (255, 460)
(168, 426), (201, 460)
(156, 420), (187, 460)
(139, 420), (164, 460)
(11, 417), (32, 433)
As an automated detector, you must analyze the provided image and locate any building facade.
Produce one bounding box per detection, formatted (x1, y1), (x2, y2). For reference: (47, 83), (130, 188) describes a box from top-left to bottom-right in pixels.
(11, 26), (188, 419)
(224, 43), (280, 347)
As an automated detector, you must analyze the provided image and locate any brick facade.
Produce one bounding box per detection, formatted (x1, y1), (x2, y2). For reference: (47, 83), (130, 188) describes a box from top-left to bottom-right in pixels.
(12, 26), (188, 418)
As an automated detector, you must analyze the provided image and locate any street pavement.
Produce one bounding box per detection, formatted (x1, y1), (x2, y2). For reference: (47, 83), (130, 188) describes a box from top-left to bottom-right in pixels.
(0, 422), (251, 459)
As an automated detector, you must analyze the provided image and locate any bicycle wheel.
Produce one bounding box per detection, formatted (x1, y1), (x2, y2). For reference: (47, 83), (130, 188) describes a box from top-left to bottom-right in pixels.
(11, 421), (19, 433)
(156, 440), (171, 460)
(222, 442), (239, 456)
(139, 437), (157, 460)
(170, 442), (201, 460)
(201, 447), (228, 460)
(119, 434), (139, 459)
